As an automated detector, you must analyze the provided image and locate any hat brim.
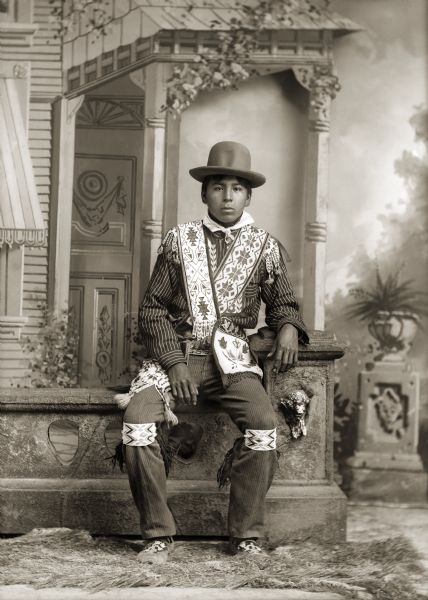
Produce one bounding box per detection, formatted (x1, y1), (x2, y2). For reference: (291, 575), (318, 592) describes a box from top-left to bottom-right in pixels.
(189, 166), (266, 188)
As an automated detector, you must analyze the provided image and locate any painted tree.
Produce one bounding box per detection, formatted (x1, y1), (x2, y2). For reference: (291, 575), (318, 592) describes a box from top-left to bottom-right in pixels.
(325, 105), (428, 457)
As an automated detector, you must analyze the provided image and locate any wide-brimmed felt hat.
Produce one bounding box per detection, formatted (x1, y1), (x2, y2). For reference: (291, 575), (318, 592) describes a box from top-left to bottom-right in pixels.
(189, 141), (266, 188)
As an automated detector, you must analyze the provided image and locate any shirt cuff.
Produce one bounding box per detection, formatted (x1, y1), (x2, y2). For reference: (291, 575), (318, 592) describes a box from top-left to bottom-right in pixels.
(276, 318), (310, 345)
(158, 349), (187, 371)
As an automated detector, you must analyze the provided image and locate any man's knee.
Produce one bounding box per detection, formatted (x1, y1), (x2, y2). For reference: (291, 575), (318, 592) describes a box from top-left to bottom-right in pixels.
(123, 385), (165, 424)
(246, 402), (276, 432)
(122, 386), (165, 447)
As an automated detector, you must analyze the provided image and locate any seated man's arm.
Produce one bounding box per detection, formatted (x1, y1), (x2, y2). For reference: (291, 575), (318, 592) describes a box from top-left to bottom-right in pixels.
(139, 234), (198, 405)
(261, 239), (309, 371)
(139, 250), (185, 371)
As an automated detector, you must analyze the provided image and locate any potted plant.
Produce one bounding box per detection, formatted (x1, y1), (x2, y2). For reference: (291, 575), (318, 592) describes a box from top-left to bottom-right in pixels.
(347, 266), (428, 361)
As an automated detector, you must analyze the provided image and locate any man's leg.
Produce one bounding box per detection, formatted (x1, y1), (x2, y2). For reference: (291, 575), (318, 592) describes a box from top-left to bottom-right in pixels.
(202, 362), (277, 540)
(122, 385), (176, 539)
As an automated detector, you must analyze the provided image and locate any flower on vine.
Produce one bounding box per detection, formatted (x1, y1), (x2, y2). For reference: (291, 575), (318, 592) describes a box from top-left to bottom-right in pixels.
(230, 62), (243, 74)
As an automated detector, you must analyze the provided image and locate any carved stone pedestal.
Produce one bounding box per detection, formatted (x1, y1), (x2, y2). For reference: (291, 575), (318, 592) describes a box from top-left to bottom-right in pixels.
(0, 330), (346, 542)
(347, 362), (427, 503)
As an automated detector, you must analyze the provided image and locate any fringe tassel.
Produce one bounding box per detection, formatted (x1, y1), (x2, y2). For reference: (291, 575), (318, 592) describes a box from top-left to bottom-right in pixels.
(157, 427), (180, 476)
(217, 438), (242, 489)
(106, 441), (125, 472)
(164, 402), (179, 426)
(114, 393), (131, 410)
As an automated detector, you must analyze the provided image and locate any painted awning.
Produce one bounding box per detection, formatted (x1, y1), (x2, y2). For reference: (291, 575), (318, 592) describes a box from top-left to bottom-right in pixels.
(63, 0), (360, 72)
(133, 0), (359, 32)
(0, 77), (47, 248)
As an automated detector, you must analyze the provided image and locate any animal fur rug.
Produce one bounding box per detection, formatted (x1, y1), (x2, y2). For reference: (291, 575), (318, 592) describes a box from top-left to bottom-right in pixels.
(0, 528), (426, 599)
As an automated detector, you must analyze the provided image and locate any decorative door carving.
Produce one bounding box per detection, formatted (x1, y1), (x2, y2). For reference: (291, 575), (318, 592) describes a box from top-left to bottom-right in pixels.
(70, 96), (144, 387)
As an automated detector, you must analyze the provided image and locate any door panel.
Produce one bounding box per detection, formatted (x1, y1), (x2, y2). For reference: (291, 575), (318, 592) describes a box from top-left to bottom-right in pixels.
(70, 277), (128, 387)
(71, 154), (135, 252)
(70, 95), (144, 387)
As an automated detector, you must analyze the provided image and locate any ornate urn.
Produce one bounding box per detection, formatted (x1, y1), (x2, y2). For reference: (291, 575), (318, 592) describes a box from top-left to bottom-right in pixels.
(368, 310), (419, 361)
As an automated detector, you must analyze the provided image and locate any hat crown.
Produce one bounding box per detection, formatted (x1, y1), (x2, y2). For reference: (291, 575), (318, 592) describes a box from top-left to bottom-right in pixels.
(189, 140), (266, 187)
(206, 141), (251, 172)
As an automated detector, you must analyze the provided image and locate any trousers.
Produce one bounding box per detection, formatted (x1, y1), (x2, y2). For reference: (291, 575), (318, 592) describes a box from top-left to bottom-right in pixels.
(123, 353), (277, 539)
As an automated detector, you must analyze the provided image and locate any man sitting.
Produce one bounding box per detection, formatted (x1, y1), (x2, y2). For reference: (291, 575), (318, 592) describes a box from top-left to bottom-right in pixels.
(119, 140), (308, 563)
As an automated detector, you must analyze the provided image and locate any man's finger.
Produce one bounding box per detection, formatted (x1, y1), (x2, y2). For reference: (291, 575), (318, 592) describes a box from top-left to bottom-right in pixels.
(190, 381), (199, 405)
(174, 382), (185, 401)
(180, 381), (192, 404)
(267, 341), (277, 360)
(274, 348), (284, 371)
(281, 349), (298, 371)
(280, 349), (290, 371)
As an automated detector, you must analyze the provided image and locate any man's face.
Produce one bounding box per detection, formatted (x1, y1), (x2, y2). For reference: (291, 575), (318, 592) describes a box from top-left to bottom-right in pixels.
(202, 175), (251, 225)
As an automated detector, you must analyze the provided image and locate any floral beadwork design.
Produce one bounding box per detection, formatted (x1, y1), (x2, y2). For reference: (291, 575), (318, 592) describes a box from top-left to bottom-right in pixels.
(129, 359), (171, 398)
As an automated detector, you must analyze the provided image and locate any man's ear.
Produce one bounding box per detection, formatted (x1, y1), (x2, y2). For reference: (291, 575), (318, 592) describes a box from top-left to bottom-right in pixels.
(245, 195), (251, 207)
(201, 193), (207, 205)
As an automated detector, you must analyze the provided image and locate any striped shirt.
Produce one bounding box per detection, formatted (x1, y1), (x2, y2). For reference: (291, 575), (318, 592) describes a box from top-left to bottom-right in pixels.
(139, 225), (309, 371)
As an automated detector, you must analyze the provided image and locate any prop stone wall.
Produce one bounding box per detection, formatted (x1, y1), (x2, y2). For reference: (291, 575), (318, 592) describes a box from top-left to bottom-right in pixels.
(0, 331), (345, 543)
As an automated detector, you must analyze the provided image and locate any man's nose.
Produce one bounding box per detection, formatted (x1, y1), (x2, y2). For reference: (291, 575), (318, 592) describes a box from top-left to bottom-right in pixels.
(223, 187), (233, 201)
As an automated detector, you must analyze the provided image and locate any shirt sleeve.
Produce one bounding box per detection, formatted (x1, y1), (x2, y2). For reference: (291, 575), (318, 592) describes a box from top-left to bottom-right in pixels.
(139, 230), (186, 370)
(260, 237), (310, 344)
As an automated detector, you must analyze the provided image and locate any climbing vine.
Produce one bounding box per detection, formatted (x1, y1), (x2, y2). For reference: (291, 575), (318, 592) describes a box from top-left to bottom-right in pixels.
(21, 303), (80, 388)
(49, 0), (331, 113)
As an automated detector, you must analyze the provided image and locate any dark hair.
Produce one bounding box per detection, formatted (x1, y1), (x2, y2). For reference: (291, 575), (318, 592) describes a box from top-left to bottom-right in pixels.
(201, 174), (252, 198)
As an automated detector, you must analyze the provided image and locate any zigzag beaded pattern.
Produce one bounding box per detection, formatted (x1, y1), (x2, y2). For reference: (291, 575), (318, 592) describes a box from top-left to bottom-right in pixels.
(244, 428), (277, 451)
(122, 422), (157, 446)
(207, 235), (218, 273)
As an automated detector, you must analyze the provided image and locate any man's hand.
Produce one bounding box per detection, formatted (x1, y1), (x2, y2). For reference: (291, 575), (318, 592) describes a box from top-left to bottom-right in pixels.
(267, 323), (299, 372)
(167, 363), (198, 405)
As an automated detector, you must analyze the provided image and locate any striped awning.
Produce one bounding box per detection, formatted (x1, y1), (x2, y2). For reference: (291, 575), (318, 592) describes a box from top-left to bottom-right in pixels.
(0, 77), (47, 248)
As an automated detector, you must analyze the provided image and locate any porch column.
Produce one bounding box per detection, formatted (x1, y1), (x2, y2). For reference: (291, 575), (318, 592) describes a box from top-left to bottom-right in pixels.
(140, 62), (168, 295)
(48, 95), (84, 318)
(293, 65), (340, 330)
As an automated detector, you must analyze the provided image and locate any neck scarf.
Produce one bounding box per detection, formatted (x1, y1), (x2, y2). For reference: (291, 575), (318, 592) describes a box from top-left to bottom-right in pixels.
(203, 210), (254, 242)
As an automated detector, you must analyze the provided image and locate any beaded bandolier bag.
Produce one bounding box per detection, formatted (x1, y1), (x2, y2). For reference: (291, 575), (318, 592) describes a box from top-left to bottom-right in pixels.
(117, 219), (281, 424)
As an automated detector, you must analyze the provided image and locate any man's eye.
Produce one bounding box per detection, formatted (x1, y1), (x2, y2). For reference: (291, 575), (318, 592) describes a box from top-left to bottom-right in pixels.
(213, 186), (223, 191)
(233, 186), (243, 192)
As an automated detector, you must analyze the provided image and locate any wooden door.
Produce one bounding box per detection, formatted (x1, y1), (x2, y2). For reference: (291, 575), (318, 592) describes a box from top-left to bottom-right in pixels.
(69, 96), (144, 387)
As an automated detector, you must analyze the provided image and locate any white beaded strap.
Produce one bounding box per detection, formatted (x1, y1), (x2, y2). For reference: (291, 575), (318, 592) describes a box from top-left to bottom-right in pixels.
(244, 428), (277, 451)
(122, 422), (157, 446)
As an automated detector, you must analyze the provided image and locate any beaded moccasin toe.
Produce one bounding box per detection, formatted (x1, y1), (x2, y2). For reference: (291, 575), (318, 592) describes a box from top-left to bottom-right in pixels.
(137, 538), (173, 564)
(229, 538), (267, 557)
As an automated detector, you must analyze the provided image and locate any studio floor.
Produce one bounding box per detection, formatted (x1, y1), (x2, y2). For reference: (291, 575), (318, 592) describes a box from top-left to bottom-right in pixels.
(1, 503), (427, 600)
